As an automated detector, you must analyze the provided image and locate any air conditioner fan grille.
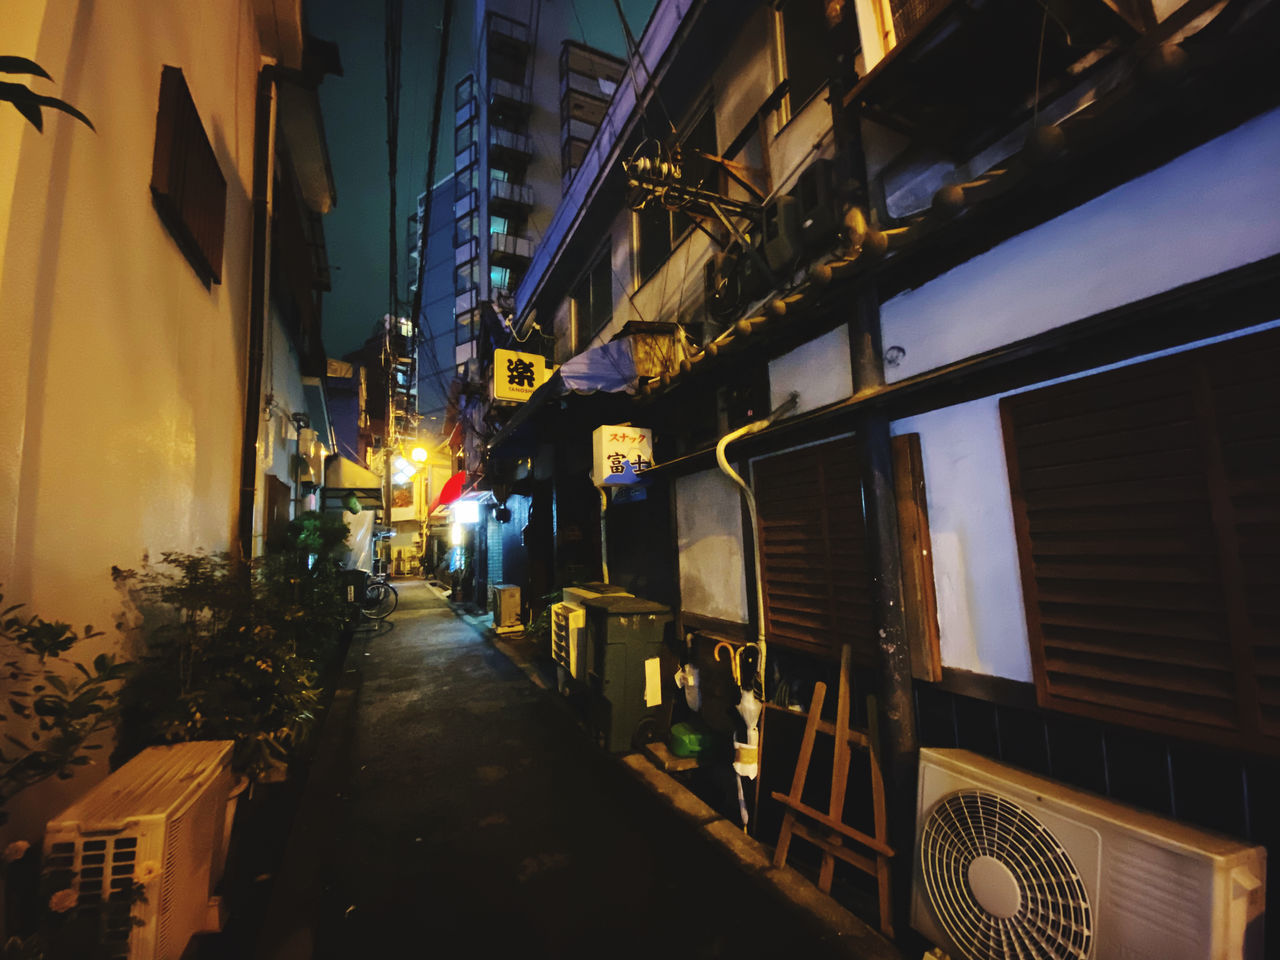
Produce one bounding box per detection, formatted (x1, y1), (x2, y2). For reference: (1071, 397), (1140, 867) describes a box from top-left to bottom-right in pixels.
(920, 789), (1092, 960)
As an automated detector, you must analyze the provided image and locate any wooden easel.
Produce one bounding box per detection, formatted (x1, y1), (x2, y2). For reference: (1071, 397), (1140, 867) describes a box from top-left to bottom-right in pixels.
(770, 645), (894, 937)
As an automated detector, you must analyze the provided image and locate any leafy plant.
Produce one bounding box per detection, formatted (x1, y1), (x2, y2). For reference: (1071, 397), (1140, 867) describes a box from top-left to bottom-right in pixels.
(112, 513), (350, 781)
(0, 57), (93, 132)
(0, 591), (130, 827)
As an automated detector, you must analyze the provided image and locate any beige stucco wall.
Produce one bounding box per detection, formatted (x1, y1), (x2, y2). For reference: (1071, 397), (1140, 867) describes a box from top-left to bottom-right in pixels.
(0, 0), (276, 838)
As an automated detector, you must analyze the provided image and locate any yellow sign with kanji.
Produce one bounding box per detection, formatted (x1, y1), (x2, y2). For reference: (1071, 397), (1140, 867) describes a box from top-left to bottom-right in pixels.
(592, 424), (654, 485)
(492, 349), (546, 403)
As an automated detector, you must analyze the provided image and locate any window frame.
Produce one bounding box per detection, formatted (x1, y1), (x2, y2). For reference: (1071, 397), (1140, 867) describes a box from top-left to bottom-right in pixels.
(631, 101), (719, 288)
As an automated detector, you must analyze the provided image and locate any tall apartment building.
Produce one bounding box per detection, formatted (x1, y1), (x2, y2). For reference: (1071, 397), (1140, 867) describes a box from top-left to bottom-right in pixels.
(411, 174), (460, 424)
(449, 2), (626, 464)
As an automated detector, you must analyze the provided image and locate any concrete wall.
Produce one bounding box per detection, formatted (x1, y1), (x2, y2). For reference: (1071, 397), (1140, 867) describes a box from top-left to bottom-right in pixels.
(0, 0), (285, 838)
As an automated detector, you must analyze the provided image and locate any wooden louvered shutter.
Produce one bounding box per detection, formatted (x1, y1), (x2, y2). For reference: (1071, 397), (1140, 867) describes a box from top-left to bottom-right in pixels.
(753, 436), (876, 663)
(1001, 327), (1280, 754)
(151, 66), (227, 284)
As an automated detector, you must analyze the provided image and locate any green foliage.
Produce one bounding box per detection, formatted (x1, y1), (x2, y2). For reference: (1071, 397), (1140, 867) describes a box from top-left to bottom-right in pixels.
(114, 513), (351, 781)
(0, 592), (131, 827)
(0, 57), (93, 132)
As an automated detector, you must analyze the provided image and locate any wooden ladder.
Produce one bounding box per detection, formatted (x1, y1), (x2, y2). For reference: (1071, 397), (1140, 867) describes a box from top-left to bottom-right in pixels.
(770, 645), (895, 937)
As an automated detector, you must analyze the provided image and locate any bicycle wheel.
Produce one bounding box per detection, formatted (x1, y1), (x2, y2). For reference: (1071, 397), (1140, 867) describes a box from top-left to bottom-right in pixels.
(363, 581), (398, 620)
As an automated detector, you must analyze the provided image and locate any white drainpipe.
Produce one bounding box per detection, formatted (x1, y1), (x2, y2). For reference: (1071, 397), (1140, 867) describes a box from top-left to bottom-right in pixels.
(713, 392), (799, 692)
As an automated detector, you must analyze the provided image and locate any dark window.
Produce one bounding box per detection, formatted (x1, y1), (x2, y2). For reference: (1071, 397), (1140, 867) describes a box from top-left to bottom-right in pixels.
(572, 246), (613, 352)
(454, 260), (478, 294)
(151, 65), (226, 284)
(779, 0), (836, 112)
(454, 214), (478, 246)
(1001, 327), (1280, 754)
(635, 105), (718, 285)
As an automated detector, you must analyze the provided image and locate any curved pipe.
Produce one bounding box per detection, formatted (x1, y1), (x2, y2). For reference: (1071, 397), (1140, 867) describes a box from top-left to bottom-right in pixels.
(714, 391), (799, 693)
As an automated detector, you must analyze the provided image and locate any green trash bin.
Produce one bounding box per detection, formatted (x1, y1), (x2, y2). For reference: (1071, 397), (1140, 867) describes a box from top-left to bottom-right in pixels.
(581, 595), (671, 752)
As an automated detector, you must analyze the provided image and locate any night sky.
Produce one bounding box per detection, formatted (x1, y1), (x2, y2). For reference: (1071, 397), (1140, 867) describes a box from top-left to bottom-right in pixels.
(308, 0), (658, 360)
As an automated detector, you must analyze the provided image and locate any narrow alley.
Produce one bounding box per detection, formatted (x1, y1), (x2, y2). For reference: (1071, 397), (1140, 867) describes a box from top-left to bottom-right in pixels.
(252, 581), (863, 959)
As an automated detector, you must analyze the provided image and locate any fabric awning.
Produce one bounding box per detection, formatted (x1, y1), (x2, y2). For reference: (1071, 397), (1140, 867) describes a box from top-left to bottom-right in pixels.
(426, 470), (468, 516)
(323, 455), (384, 512)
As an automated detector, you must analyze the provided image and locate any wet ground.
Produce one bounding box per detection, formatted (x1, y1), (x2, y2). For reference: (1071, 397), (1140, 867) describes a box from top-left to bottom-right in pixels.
(229, 579), (859, 959)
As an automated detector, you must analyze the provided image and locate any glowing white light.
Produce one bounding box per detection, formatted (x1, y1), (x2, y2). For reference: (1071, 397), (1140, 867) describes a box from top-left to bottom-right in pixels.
(453, 500), (480, 524)
(450, 522), (464, 545)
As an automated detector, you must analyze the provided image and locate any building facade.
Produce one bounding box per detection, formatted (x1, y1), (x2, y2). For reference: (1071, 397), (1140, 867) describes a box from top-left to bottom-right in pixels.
(0, 0), (338, 839)
(481, 0), (1280, 950)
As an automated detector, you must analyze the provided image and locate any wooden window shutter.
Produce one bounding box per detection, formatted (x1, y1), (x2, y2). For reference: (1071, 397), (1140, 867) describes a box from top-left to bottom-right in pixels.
(1001, 327), (1280, 754)
(753, 436), (876, 663)
(151, 66), (227, 284)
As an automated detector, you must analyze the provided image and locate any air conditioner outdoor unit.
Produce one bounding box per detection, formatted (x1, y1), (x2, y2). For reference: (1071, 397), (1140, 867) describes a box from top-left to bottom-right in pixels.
(490, 582), (521, 628)
(913, 748), (1266, 960)
(44, 740), (237, 960)
(551, 585), (629, 687)
(551, 600), (586, 681)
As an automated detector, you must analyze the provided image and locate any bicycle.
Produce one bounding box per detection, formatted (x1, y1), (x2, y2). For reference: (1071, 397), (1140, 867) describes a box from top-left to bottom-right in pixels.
(337, 565), (398, 622)
(361, 571), (398, 620)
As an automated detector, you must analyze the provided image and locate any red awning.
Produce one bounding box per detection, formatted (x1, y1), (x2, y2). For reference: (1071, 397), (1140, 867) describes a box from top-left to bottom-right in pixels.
(427, 470), (467, 516)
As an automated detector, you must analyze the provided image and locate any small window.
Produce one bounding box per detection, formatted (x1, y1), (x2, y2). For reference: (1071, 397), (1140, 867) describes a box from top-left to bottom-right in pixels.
(151, 66), (226, 284)
(634, 105), (718, 285)
(572, 245), (613, 352)
(776, 0), (838, 115)
(454, 214), (478, 246)
(454, 261), (478, 294)
(490, 265), (511, 290)
(491, 215), (510, 236)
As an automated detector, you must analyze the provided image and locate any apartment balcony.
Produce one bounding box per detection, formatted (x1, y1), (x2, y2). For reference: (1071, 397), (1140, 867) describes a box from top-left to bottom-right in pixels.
(561, 85), (609, 128)
(490, 232), (534, 267)
(560, 41), (625, 88)
(487, 13), (529, 56)
(561, 117), (597, 147)
(488, 77), (531, 118)
(845, 0), (1139, 158)
(489, 178), (534, 217)
(489, 126), (533, 168)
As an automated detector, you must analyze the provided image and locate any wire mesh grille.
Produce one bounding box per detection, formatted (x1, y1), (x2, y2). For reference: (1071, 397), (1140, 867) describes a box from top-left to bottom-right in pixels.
(920, 790), (1093, 960)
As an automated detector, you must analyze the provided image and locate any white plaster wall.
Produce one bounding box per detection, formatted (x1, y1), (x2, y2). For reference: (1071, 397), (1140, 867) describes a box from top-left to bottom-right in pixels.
(769, 324), (852, 416)
(881, 107), (1280, 383)
(0, 0), (273, 843)
(255, 307), (315, 551)
(891, 399), (1034, 682)
(675, 468), (749, 623)
(0, 0), (263, 606)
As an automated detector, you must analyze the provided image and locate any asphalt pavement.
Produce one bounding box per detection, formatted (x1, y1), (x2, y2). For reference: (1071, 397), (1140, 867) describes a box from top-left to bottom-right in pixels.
(246, 579), (898, 959)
